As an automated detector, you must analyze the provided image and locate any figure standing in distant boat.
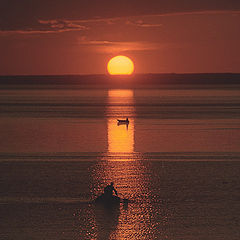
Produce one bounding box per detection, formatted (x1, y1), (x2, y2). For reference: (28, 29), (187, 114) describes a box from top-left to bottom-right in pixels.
(104, 182), (118, 198)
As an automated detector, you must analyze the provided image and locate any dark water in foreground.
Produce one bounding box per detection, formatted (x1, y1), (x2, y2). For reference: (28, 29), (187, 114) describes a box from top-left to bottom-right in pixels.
(1, 161), (240, 240)
(0, 83), (240, 239)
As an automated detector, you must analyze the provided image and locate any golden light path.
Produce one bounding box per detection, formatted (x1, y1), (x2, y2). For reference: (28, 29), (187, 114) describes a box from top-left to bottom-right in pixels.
(107, 56), (134, 75)
(83, 89), (167, 239)
(89, 90), (156, 239)
(99, 90), (152, 239)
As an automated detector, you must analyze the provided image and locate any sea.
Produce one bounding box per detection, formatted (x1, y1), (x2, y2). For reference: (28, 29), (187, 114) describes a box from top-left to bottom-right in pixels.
(0, 75), (240, 240)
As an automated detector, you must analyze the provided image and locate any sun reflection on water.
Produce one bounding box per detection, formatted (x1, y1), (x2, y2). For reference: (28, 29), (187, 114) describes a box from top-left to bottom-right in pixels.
(94, 90), (153, 239)
(103, 89), (140, 191)
(107, 89), (134, 154)
(108, 118), (134, 153)
(89, 90), (158, 240)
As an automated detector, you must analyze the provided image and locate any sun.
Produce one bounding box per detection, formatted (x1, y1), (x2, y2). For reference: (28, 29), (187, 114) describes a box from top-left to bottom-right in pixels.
(107, 55), (134, 75)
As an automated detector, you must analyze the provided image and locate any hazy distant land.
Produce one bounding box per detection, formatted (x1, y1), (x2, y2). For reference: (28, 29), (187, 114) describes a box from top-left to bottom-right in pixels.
(0, 73), (239, 87)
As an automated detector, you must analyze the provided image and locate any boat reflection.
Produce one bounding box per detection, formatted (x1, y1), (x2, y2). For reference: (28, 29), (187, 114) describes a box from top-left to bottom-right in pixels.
(94, 204), (120, 240)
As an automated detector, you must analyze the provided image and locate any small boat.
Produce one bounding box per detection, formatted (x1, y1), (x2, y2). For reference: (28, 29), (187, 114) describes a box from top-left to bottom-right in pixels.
(94, 194), (130, 207)
(94, 194), (121, 206)
(117, 118), (129, 124)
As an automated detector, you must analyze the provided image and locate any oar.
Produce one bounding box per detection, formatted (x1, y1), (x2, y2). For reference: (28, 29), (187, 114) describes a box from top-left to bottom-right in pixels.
(118, 193), (129, 204)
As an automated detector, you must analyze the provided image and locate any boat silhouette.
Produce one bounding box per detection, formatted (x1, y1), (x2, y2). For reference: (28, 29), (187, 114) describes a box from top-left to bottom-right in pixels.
(94, 193), (129, 207)
(117, 118), (129, 124)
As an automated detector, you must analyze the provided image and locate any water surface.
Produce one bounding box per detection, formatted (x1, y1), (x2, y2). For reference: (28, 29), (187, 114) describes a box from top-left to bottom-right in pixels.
(0, 84), (240, 239)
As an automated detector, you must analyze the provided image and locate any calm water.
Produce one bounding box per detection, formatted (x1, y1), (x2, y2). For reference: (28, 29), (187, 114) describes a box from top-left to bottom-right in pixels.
(0, 84), (240, 239)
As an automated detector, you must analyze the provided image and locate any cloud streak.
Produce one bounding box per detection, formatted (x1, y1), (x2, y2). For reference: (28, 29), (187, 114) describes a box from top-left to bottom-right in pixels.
(0, 19), (88, 35)
(1, 0), (240, 31)
(78, 39), (161, 53)
(153, 9), (240, 17)
(126, 20), (163, 28)
(38, 19), (88, 31)
(0, 9), (239, 35)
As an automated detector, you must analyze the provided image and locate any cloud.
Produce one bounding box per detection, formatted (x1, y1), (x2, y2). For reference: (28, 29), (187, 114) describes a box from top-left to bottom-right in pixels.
(38, 19), (88, 31)
(0, 8), (239, 35)
(126, 20), (163, 28)
(1, 0), (240, 32)
(78, 39), (161, 53)
(153, 9), (240, 17)
(0, 19), (88, 35)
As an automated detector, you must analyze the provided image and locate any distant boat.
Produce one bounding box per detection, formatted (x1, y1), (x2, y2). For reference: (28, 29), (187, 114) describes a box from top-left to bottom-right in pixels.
(117, 118), (129, 124)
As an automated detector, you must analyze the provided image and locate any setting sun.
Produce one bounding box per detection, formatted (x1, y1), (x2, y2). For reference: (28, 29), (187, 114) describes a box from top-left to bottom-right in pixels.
(107, 55), (134, 75)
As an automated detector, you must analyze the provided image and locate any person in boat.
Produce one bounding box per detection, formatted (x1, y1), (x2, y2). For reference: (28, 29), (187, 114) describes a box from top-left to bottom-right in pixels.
(104, 182), (118, 198)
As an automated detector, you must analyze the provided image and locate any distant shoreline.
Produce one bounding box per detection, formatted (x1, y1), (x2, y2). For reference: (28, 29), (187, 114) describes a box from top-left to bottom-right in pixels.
(0, 73), (239, 86)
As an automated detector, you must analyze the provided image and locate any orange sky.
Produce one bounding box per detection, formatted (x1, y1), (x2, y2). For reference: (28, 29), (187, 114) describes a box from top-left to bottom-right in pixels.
(0, 1), (240, 75)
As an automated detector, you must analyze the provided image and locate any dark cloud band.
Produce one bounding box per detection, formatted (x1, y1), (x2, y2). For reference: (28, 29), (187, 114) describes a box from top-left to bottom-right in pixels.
(1, 0), (240, 31)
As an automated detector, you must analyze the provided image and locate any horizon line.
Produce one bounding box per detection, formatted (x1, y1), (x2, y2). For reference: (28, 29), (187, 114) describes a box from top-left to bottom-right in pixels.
(0, 72), (240, 77)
